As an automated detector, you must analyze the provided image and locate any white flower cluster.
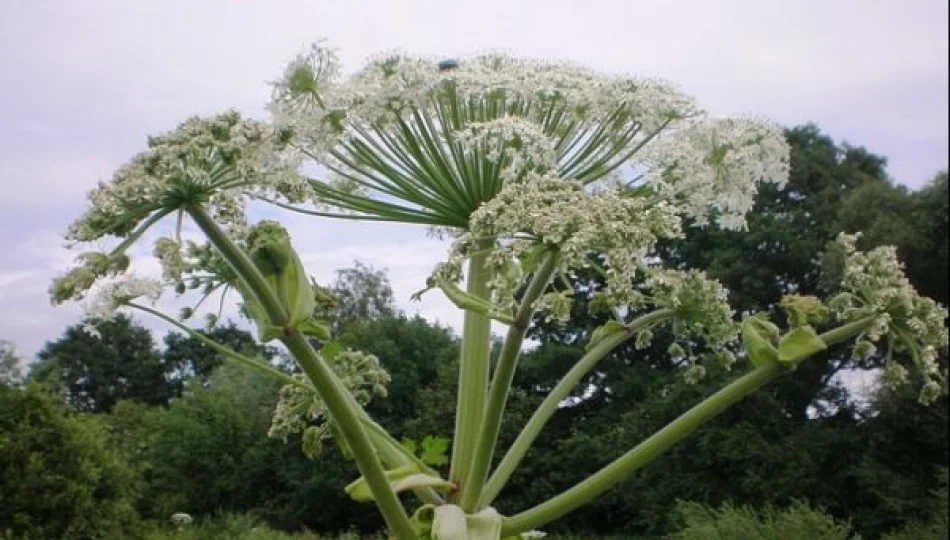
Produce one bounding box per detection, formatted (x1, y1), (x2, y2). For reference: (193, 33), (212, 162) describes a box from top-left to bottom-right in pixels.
(269, 43), (789, 233)
(153, 237), (185, 284)
(643, 269), (738, 381)
(68, 110), (306, 244)
(269, 349), (390, 458)
(455, 116), (559, 183)
(461, 173), (681, 310)
(640, 117), (790, 230)
(645, 269), (737, 346)
(829, 233), (948, 404)
(50, 252), (130, 304)
(170, 513), (193, 527)
(269, 47), (699, 152)
(82, 274), (163, 328)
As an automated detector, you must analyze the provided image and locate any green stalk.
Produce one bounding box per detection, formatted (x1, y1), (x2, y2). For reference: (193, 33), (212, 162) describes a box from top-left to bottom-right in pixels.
(481, 309), (673, 507)
(499, 317), (876, 536)
(186, 206), (417, 540)
(459, 250), (561, 511)
(127, 301), (304, 389)
(448, 239), (494, 495)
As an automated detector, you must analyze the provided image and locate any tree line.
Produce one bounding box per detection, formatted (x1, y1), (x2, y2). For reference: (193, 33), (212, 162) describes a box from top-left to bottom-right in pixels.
(1, 124), (946, 539)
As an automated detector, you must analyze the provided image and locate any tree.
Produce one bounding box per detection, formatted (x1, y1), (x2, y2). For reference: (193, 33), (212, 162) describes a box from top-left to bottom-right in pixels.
(162, 322), (273, 394)
(31, 315), (171, 412)
(0, 340), (23, 387)
(0, 383), (140, 539)
(321, 261), (396, 334)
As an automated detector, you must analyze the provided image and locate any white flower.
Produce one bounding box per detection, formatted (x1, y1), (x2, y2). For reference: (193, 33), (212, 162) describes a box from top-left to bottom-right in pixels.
(643, 269), (738, 349)
(640, 117), (790, 230)
(83, 275), (163, 321)
(270, 350), (389, 458)
(67, 110), (306, 244)
(153, 238), (185, 283)
(455, 116), (559, 182)
(170, 513), (193, 526)
(683, 364), (707, 385)
(463, 173), (681, 306)
(829, 233), (948, 402)
(830, 233), (949, 351)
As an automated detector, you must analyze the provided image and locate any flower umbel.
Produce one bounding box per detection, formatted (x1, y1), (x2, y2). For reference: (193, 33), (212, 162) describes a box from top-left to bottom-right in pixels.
(269, 349), (390, 458)
(828, 233), (948, 404)
(69, 110), (305, 244)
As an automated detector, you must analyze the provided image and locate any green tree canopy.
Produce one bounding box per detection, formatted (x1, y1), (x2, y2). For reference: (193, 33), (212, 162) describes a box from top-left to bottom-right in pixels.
(30, 315), (171, 412)
(0, 383), (139, 539)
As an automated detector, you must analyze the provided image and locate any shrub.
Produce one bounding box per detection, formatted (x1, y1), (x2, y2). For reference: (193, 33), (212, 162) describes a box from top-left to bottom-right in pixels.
(669, 500), (860, 540)
(0, 383), (140, 539)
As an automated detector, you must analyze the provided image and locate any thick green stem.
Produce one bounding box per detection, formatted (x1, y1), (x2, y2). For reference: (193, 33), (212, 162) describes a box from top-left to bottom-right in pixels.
(186, 206), (417, 540)
(281, 332), (417, 540)
(448, 241), (494, 495)
(481, 309), (672, 507)
(186, 206), (288, 323)
(500, 317), (876, 536)
(460, 251), (561, 511)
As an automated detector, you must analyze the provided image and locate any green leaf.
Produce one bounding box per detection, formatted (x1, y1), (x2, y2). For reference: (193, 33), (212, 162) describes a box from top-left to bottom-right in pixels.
(298, 319), (332, 340)
(777, 325), (827, 365)
(401, 438), (418, 456)
(741, 316), (779, 367)
(420, 435), (450, 466)
(320, 340), (343, 361)
(410, 504), (436, 538)
(587, 320), (627, 351)
(345, 466), (454, 502)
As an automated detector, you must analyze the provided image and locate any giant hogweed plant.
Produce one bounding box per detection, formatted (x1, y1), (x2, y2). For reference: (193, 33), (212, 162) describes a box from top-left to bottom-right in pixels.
(51, 43), (948, 539)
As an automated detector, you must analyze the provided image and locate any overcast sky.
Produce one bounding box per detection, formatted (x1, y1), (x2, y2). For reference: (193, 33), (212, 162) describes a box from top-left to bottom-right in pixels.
(0, 0), (947, 363)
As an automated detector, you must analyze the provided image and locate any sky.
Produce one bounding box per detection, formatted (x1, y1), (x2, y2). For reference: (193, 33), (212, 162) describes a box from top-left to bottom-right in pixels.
(0, 0), (947, 365)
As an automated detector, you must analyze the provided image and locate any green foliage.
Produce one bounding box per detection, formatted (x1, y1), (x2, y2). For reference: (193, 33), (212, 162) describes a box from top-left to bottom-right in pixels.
(402, 436), (451, 467)
(0, 340), (23, 387)
(669, 500), (860, 540)
(0, 383), (140, 539)
(11, 141), (945, 537)
(112, 362), (289, 520)
(321, 261), (395, 334)
(30, 315), (171, 412)
(162, 322), (272, 392)
(141, 513), (338, 540)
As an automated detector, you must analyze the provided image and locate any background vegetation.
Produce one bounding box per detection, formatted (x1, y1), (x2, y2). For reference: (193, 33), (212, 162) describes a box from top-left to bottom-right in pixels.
(1, 124), (946, 538)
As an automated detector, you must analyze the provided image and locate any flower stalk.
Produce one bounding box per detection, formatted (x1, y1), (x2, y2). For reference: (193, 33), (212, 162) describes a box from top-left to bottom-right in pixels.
(186, 205), (418, 540)
(481, 308), (673, 507)
(448, 240), (494, 497)
(499, 316), (877, 536)
(460, 249), (562, 510)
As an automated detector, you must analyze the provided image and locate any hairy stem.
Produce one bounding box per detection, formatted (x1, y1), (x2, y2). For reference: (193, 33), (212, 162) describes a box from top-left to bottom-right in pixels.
(500, 317), (875, 535)
(481, 309), (672, 507)
(460, 250), (561, 511)
(448, 239), (494, 496)
(186, 205), (417, 540)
